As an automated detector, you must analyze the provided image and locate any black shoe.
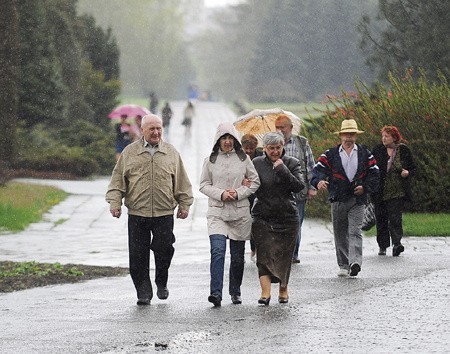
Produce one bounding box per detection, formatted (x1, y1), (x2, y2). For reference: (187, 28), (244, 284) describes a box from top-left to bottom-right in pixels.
(393, 244), (405, 257)
(157, 286), (169, 300)
(258, 297), (271, 306)
(137, 298), (151, 305)
(378, 248), (386, 256)
(208, 294), (221, 307)
(292, 258), (300, 264)
(278, 297), (289, 304)
(349, 262), (361, 276)
(231, 294), (242, 304)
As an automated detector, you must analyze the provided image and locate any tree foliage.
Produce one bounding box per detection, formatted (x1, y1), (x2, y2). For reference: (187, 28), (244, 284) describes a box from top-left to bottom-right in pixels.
(192, 0), (376, 102)
(0, 0), (20, 182)
(358, 0), (450, 82)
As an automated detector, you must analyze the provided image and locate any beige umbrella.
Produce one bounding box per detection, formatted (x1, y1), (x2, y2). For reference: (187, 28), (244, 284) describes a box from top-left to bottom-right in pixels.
(233, 108), (302, 146)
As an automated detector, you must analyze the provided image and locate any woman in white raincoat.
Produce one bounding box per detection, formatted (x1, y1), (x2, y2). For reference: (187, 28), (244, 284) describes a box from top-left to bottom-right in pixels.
(199, 122), (260, 307)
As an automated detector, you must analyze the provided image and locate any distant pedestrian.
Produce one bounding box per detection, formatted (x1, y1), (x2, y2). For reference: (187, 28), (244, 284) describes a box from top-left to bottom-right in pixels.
(149, 92), (159, 114)
(182, 101), (195, 138)
(311, 119), (379, 277)
(199, 122), (260, 307)
(106, 114), (193, 306)
(275, 114), (317, 264)
(161, 102), (173, 139)
(115, 114), (133, 161)
(131, 115), (143, 141)
(240, 134), (263, 263)
(371, 126), (416, 257)
(251, 132), (304, 305)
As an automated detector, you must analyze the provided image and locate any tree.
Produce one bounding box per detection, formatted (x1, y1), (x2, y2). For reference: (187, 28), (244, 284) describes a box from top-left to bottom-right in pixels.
(17, 0), (68, 127)
(0, 0), (20, 183)
(359, 0), (450, 82)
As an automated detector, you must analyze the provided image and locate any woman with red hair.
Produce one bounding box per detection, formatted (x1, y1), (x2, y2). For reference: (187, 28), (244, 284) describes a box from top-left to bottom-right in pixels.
(372, 126), (416, 256)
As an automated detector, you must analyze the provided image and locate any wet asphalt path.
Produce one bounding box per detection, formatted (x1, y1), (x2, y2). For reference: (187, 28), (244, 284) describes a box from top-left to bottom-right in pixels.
(1, 101), (450, 353)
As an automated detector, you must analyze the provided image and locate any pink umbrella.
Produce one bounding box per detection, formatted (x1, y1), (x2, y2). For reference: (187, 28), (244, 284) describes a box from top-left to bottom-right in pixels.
(108, 104), (150, 119)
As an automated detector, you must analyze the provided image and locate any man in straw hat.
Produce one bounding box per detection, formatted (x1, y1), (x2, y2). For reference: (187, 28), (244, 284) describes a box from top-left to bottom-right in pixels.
(311, 119), (379, 277)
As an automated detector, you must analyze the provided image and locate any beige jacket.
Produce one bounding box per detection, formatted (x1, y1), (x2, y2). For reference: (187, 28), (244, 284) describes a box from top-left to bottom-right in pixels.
(106, 138), (193, 217)
(199, 122), (260, 240)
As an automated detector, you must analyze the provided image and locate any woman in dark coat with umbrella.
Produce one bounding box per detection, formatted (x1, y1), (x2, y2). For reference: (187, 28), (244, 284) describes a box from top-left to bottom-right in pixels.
(251, 132), (304, 305)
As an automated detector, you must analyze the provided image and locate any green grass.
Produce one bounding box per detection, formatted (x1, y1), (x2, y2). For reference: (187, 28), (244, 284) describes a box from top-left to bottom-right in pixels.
(364, 213), (450, 237)
(0, 182), (68, 232)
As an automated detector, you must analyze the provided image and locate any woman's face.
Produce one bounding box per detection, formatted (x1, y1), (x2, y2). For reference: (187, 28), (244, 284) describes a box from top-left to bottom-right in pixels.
(219, 134), (234, 152)
(264, 143), (283, 162)
(382, 132), (395, 147)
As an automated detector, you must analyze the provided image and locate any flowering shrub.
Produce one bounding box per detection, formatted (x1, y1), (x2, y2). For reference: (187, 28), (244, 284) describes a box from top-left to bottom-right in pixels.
(307, 69), (449, 213)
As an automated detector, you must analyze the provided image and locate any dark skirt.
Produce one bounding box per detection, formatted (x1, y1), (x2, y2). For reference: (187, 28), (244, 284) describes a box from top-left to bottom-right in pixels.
(251, 218), (299, 287)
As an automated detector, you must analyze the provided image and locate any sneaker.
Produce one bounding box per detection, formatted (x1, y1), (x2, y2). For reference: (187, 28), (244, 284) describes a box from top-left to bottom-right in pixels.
(393, 244), (405, 257)
(231, 294), (242, 304)
(292, 258), (300, 264)
(349, 262), (361, 276)
(337, 268), (349, 277)
(250, 251), (256, 263)
(378, 248), (386, 256)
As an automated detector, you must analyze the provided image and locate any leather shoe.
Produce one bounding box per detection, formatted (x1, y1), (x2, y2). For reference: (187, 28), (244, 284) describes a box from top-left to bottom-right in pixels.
(137, 298), (151, 305)
(208, 294), (221, 307)
(258, 297), (271, 306)
(393, 244), (405, 257)
(231, 294), (242, 304)
(349, 262), (361, 276)
(278, 296), (289, 304)
(157, 286), (169, 300)
(292, 258), (300, 264)
(378, 248), (386, 256)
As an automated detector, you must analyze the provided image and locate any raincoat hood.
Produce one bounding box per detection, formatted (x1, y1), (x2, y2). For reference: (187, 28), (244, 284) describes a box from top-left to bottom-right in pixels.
(210, 122), (246, 163)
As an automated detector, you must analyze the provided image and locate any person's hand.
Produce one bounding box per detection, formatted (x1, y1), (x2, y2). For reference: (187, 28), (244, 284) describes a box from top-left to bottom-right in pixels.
(110, 208), (121, 218)
(177, 208), (188, 219)
(273, 159), (284, 169)
(242, 178), (251, 187)
(317, 180), (329, 191)
(221, 189), (236, 201)
(401, 169), (409, 178)
(353, 185), (364, 196)
(307, 189), (317, 200)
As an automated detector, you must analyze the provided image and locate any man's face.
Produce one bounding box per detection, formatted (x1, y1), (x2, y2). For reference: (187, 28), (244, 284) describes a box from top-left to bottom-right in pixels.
(264, 143), (283, 162)
(219, 134), (234, 153)
(275, 120), (293, 142)
(339, 132), (357, 148)
(141, 118), (162, 145)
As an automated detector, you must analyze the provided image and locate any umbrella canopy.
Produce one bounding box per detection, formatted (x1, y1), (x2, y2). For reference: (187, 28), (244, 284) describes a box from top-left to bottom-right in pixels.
(108, 104), (150, 119)
(233, 108), (302, 146)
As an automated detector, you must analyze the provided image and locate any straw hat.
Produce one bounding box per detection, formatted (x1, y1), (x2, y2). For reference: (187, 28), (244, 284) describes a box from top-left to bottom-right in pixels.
(334, 119), (364, 134)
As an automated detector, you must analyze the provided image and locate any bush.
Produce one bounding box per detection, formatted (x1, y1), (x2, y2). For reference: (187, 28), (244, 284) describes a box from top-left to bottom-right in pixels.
(13, 119), (116, 177)
(307, 69), (450, 213)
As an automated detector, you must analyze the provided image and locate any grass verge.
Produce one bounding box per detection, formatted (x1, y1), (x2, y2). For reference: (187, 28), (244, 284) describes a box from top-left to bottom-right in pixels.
(0, 182), (68, 232)
(0, 261), (128, 293)
(364, 213), (450, 237)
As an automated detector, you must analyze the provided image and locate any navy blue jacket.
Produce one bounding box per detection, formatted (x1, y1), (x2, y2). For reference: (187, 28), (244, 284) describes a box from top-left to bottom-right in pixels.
(311, 144), (380, 204)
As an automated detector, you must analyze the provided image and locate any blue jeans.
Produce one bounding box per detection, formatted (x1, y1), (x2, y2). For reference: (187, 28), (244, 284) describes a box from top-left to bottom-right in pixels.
(293, 201), (306, 259)
(209, 234), (245, 299)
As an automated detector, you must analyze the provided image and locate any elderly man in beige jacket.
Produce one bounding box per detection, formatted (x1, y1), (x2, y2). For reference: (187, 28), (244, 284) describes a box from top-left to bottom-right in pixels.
(106, 114), (193, 306)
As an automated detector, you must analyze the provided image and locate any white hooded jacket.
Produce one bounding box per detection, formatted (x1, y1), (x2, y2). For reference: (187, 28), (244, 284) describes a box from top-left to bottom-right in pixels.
(199, 122), (260, 240)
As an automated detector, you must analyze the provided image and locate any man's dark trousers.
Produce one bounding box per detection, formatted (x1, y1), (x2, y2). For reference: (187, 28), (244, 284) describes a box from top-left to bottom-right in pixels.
(128, 215), (175, 299)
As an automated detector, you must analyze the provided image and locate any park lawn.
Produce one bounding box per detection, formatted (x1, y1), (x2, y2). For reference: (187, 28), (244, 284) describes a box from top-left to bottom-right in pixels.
(0, 182), (67, 232)
(364, 213), (450, 237)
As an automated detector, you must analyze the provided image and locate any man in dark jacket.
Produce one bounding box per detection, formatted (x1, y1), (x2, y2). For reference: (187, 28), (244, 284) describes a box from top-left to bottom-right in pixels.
(311, 119), (379, 277)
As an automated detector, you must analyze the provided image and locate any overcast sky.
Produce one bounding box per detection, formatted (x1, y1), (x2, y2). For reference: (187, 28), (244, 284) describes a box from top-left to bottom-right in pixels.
(204, 0), (244, 7)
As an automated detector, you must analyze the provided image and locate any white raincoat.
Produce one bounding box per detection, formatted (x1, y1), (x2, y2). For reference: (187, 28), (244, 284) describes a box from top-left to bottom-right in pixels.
(199, 122), (260, 240)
